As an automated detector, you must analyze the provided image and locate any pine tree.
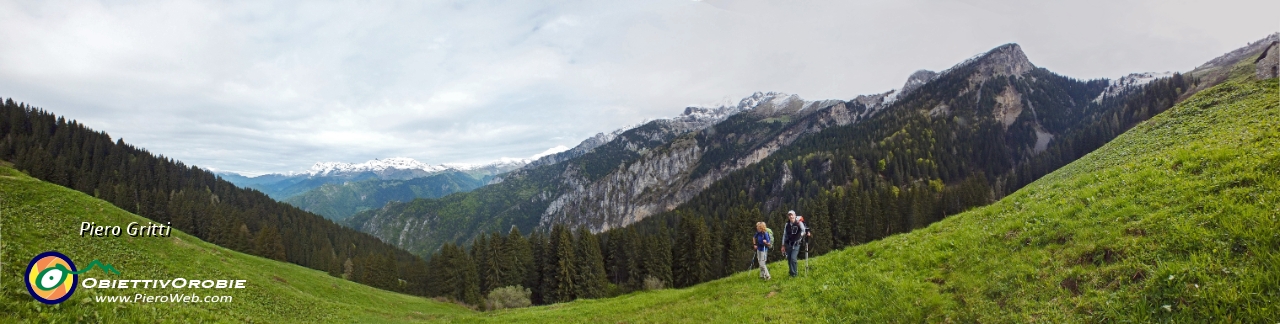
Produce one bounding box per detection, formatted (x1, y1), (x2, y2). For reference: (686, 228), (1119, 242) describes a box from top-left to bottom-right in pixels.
(253, 225), (287, 261)
(722, 206), (755, 275)
(438, 243), (481, 305)
(471, 234), (501, 295)
(573, 227), (607, 299)
(526, 231), (546, 305)
(359, 252), (398, 291)
(502, 227), (532, 289)
(673, 213), (712, 288)
(544, 224), (577, 303)
(604, 227), (641, 289)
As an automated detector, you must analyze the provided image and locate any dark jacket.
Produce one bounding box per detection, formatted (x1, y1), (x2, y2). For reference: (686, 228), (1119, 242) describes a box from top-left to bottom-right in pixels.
(754, 232), (770, 251)
(784, 220), (806, 246)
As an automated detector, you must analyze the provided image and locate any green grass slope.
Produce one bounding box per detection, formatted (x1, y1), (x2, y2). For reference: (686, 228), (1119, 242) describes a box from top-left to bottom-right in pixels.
(0, 164), (469, 322)
(473, 75), (1279, 321)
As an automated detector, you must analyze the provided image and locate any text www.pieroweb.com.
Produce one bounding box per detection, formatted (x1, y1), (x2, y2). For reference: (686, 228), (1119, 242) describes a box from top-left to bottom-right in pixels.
(94, 293), (233, 303)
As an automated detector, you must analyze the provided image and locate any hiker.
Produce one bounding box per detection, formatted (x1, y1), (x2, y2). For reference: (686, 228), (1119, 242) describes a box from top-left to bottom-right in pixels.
(782, 210), (807, 277)
(753, 222), (771, 280)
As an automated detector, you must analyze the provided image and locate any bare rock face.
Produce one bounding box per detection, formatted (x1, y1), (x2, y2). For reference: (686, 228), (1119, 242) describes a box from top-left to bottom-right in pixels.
(537, 44), (1048, 233)
(993, 85), (1025, 128)
(977, 44), (1036, 77)
(522, 131), (621, 170)
(1256, 41), (1278, 80)
(539, 100), (860, 232)
(853, 91), (894, 110)
(937, 43), (1037, 95)
(901, 70), (939, 95)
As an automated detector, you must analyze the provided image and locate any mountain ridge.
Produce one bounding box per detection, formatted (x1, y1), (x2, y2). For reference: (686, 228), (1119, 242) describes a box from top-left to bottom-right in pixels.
(346, 40), (1124, 256)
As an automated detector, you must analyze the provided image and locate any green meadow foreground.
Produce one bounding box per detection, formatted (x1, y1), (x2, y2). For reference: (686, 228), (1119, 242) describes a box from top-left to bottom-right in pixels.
(3, 75), (1277, 323)
(0, 165), (469, 322)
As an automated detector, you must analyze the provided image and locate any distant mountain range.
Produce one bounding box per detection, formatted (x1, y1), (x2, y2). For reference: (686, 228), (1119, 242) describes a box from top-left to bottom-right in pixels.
(282, 170), (489, 220)
(218, 157), (533, 219)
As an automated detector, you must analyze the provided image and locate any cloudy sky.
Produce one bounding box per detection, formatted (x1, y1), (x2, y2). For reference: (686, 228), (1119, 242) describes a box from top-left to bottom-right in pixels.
(1, 0), (1276, 176)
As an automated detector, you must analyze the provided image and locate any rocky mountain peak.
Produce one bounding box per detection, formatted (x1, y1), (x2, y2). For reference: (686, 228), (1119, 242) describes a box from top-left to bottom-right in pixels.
(974, 43), (1036, 78)
(521, 92), (788, 172)
(900, 69), (939, 95)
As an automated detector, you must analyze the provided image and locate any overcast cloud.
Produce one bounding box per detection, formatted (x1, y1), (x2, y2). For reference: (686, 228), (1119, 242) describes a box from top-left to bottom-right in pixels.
(1, 0), (1275, 175)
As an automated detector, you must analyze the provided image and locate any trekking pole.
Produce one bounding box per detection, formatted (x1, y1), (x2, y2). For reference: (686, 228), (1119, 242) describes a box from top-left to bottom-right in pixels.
(800, 243), (808, 277)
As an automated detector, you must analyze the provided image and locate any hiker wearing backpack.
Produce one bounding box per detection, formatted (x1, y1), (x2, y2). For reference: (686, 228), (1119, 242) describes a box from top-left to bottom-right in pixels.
(753, 222), (771, 280)
(782, 210), (807, 277)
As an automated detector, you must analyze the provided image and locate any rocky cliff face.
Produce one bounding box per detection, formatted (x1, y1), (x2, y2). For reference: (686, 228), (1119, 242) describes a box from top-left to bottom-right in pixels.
(940, 43), (1036, 95)
(537, 98), (864, 232)
(901, 70), (939, 95)
(518, 130), (621, 172)
(1255, 41), (1278, 80)
(972, 44), (1036, 78)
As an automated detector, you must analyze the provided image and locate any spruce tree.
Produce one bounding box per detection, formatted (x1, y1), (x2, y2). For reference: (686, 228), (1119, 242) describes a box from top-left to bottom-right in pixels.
(502, 227), (532, 289)
(573, 227), (607, 299)
(438, 243), (481, 305)
(526, 231), (546, 305)
(544, 224), (577, 303)
(673, 214), (711, 288)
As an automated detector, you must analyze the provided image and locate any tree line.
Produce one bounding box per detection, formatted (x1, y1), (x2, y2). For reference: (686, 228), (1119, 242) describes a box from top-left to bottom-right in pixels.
(0, 99), (432, 296)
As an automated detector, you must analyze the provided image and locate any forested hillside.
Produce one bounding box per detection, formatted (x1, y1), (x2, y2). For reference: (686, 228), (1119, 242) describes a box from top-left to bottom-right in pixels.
(0, 164), (467, 322)
(346, 115), (724, 256)
(283, 170), (487, 220)
(0, 102), (434, 296)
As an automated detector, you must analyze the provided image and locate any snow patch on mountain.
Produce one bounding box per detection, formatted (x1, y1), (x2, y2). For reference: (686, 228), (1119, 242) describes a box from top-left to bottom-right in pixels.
(306, 157), (448, 176)
(1093, 72), (1175, 103)
(880, 89), (901, 107)
(296, 151), (558, 178)
(676, 91), (788, 124)
(532, 145), (571, 160)
(440, 158), (530, 172)
(853, 69), (940, 113)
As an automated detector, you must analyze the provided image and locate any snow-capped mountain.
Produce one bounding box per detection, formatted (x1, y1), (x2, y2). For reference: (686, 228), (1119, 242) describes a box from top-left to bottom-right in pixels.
(1093, 72), (1176, 103)
(853, 69), (941, 113)
(442, 158), (534, 172)
(679, 91), (785, 122)
(222, 155), (540, 199)
(519, 91), (791, 171)
(301, 154), (556, 178)
(306, 157), (449, 177)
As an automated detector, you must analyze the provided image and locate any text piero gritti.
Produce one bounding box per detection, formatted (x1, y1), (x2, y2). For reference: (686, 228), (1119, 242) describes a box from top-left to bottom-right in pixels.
(79, 221), (173, 238)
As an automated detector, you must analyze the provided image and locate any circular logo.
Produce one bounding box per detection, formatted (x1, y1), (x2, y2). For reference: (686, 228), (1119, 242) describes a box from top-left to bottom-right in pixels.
(25, 251), (78, 304)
